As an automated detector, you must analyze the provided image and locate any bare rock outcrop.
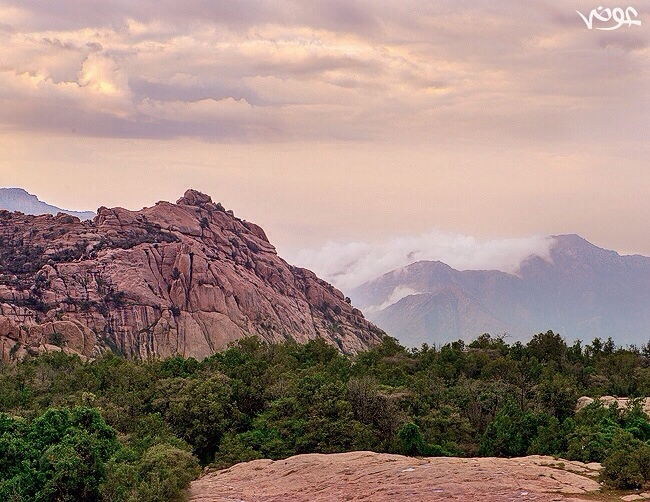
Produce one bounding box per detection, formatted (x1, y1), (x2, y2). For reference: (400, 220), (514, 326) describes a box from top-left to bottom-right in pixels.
(577, 395), (650, 415)
(189, 451), (602, 501)
(0, 190), (383, 360)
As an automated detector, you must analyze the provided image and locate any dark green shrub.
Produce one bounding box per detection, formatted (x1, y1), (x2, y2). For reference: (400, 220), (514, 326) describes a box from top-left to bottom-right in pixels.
(398, 422), (425, 456)
(601, 440), (650, 489)
(132, 444), (199, 502)
(479, 400), (544, 457)
(0, 408), (120, 501)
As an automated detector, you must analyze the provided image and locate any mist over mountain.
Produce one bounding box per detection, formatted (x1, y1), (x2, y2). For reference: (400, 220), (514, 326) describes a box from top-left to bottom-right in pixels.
(350, 235), (650, 347)
(291, 232), (554, 291)
(0, 188), (95, 220)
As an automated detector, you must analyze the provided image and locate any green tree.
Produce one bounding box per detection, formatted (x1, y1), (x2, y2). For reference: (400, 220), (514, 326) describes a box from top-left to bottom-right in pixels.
(479, 400), (544, 457)
(398, 422), (425, 456)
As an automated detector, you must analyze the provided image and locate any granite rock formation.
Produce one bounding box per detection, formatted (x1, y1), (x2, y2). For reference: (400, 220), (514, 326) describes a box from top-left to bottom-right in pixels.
(189, 451), (602, 501)
(0, 190), (383, 360)
(577, 395), (650, 415)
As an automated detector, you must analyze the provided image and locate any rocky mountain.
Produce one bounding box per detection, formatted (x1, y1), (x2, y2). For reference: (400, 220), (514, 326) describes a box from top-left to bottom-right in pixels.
(350, 235), (650, 347)
(0, 187), (95, 220)
(0, 190), (383, 361)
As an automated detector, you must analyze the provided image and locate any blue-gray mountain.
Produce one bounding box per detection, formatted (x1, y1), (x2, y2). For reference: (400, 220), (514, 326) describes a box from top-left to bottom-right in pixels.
(350, 235), (650, 347)
(0, 188), (95, 220)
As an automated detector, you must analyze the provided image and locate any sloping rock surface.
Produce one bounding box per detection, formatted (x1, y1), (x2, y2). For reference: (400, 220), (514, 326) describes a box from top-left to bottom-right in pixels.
(189, 451), (602, 501)
(0, 190), (383, 360)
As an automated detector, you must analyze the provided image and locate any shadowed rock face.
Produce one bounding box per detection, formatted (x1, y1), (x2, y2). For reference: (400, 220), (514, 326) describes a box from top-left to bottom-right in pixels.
(0, 189), (383, 360)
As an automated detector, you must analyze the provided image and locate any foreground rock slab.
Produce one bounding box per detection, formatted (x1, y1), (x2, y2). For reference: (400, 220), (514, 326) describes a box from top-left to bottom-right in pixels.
(189, 451), (602, 501)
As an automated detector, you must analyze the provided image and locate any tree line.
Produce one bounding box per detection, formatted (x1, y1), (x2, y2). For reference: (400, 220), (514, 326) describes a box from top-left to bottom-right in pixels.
(2, 330), (650, 499)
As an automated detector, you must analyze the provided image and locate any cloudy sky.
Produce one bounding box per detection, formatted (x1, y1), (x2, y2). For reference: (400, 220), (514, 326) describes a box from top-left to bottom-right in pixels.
(0, 1), (648, 287)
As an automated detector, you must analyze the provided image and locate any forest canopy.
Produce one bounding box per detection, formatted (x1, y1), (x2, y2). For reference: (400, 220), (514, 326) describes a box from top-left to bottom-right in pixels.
(2, 331), (650, 499)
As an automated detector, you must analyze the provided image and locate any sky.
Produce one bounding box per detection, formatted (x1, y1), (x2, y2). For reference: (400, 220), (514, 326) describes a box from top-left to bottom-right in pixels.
(0, 0), (648, 288)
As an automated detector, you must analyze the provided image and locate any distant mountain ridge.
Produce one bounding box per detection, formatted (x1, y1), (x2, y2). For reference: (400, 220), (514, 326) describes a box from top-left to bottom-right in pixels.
(350, 235), (650, 346)
(0, 188), (95, 220)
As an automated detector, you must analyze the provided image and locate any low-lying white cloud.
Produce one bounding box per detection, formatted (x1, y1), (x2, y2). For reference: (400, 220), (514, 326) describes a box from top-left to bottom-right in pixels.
(290, 231), (554, 291)
(365, 285), (421, 313)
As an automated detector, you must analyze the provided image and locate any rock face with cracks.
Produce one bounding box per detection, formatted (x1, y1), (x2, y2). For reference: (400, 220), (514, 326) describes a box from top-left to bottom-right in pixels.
(0, 190), (383, 360)
(188, 451), (603, 502)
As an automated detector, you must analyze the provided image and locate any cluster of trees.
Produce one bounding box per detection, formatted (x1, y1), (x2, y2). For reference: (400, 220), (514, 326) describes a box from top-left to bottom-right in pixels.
(3, 331), (650, 498)
(0, 407), (197, 501)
